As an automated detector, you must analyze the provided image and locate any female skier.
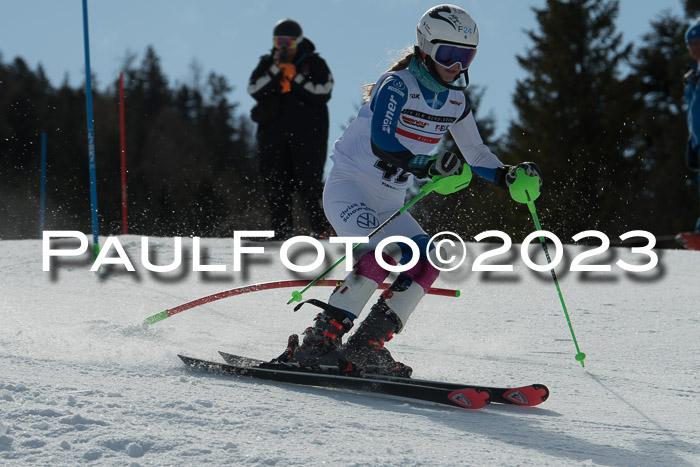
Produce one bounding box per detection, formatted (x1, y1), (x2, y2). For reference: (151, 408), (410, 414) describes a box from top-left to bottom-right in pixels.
(281, 4), (543, 376)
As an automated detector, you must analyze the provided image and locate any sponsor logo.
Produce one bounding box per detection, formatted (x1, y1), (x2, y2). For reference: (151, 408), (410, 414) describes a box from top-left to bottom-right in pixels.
(504, 391), (529, 405)
(448, 14), (461, 26)
(382, 95), (398, 134)
(449, 99), (462, 105)
(387, 86), (405, 98)
(340, 202), (375, 224)
(428, 7), (476, 37)
(402, 109), (456, 123)
(356, 212), (378, 229)
(392, 79), (406, 90)
(448, 391), (472, 408)
(395, 127), (441, 144)
(401, 116), (428, 128)
(430, 7), (460, 30)
(409, 93), (420, 99)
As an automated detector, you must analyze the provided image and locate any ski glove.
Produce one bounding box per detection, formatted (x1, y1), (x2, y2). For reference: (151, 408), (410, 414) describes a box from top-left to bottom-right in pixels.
(407, 151), (465, 179)
(495, 162), (543, 191)
(429, 151), (465, 178)
(278, 63), (297, 93)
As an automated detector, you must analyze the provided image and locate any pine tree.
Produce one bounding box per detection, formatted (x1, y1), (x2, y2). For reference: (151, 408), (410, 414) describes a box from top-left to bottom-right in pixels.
(685, 0), (700, 17)
(0, 45), (260, 238)
(627, 12), (697, 235)
(502, 0), (639, 239)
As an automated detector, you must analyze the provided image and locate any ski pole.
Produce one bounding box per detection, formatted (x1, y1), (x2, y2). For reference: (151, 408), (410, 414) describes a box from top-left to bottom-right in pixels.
(287, 164), (473, 304)
(508, 168), (586, 367)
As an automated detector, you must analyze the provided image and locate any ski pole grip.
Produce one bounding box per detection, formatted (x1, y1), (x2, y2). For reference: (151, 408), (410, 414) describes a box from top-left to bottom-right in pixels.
(509, 167), (541, 204)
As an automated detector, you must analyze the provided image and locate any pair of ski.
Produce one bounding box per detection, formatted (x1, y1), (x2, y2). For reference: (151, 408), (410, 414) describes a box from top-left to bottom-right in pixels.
(179, 352), (549, 410)
(676, 231), (700, 250)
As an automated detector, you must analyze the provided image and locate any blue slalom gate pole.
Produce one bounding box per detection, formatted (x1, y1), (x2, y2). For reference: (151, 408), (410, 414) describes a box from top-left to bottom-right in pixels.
(82, 0), (100, 258)
(39, 132), (47, 238)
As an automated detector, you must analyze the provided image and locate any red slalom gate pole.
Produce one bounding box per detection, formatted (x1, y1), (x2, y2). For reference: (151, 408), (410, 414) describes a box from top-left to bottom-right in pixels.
(119, 72), (128, 234)
(142, 279), (460, 326)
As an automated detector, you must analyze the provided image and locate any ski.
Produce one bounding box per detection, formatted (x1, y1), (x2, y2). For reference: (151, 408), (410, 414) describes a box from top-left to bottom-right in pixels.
(179, 354), (491, 409)
(217, 351), (549, 407)
(676, 232), (700, 250)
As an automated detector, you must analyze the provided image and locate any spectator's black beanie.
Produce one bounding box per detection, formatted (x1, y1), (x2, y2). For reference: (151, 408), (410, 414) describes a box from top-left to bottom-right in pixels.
(273, 19), (303, 40)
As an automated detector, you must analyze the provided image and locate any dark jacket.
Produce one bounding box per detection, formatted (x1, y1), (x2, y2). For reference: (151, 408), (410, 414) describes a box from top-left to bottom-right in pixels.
(684, 63), (700, 171)
(248, 38), (333, 135)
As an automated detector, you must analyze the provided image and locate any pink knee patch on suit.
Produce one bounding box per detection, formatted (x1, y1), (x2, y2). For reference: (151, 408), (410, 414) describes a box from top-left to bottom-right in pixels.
(354, 252), (395, 284)
(402, 259), (440, 293)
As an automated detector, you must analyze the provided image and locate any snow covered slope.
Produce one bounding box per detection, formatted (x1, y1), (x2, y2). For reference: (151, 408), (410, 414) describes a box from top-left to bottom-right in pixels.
(1, 236), (698, 465)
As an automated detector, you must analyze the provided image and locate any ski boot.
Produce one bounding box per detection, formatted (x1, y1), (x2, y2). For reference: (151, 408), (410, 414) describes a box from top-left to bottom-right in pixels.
(342, 298), (413, 378)
(280, 299), (361, 375)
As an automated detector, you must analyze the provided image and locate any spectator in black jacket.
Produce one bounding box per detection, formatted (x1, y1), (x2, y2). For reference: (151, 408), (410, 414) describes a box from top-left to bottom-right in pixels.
(248, 19), (333, 239)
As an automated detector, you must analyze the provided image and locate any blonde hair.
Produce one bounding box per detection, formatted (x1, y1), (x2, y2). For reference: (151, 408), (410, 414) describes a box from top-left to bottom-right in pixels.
(362, 48), (416, 101)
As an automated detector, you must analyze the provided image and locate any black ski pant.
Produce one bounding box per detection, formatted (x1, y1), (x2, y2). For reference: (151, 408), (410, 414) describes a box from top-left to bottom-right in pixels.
(257, 129), (329, 238)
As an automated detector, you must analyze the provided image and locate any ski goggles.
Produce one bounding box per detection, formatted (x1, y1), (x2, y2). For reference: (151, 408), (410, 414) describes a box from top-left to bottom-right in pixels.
(274, 36), (297, 49)
(432, 43), (477, 71)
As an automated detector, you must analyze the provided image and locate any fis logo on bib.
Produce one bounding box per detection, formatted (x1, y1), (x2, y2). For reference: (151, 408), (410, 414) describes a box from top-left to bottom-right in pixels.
(391, 79), (406, 90)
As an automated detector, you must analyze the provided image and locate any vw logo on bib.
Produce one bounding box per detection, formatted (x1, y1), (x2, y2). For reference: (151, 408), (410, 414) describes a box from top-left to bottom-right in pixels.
(357, 212), (378, 229)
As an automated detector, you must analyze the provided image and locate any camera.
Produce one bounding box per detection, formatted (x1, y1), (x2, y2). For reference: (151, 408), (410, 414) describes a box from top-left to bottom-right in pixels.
(279, 48), (289, 63)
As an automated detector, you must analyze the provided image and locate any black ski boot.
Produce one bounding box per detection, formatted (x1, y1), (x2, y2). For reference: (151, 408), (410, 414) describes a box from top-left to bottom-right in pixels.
(342, 298), (413, 377)
(281, 299), (360, 374)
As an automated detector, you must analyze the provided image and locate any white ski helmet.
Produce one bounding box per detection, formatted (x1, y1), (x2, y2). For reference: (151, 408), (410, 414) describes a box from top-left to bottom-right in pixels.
(416, 4), (479, 71)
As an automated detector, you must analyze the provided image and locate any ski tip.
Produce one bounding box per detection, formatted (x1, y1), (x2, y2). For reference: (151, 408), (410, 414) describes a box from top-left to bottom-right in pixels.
(178, 355), (218, 372)
(676, 231), (700, 250)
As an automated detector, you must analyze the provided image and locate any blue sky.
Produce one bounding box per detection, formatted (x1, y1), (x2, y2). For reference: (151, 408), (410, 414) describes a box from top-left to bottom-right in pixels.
(0, 0), (688, 155)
